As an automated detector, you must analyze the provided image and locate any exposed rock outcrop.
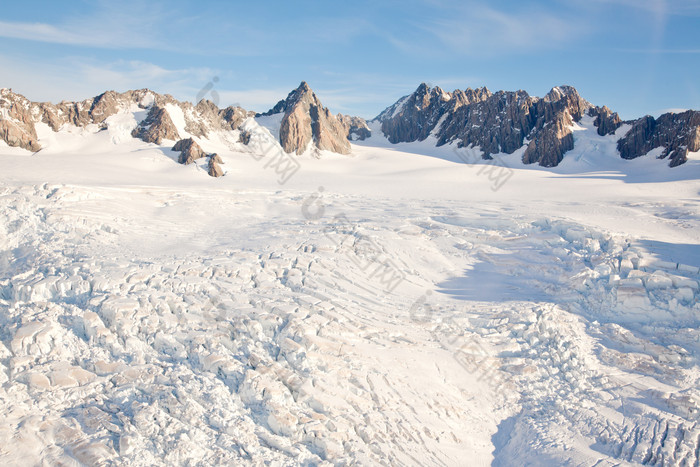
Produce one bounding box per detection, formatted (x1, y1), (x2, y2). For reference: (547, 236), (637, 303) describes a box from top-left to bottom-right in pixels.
(172, 139), (224, 177)
(0, 89), (41, 152)
(617, 111), (700, 167)
(435, 89), (534, 155)
(37, 89), (165, 132)
(522, 110), (574, 167)
(589, 106), (622, 136)
(2, 84), (698, 171)
(185, 99), (254, 138)
(172, 138), (205, 165)
(260, 82), (351, 155)
(379, 83), (492, 144)
(375, 83), (591, 166)
(0, 87), (256, 153)
(207, 154), (224, 177)
(520, 86), (588, 167)
(131, 106), (180, 144)
(337, 114), (371, 141)
(238, 130), (251, 145)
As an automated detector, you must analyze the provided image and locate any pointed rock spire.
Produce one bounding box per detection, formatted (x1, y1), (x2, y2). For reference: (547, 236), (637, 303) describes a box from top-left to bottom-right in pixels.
(260, 81), (351, 155)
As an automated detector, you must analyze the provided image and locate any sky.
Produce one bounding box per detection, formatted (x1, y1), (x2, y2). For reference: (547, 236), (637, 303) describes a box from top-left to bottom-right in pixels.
(0, 0), (698, 120)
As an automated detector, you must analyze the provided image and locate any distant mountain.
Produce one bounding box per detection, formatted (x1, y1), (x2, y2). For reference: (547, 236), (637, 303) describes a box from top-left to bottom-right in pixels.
(1, 83), (698, 171)
(258, 81), (369, 155)
(373, 83), (700, 167)
(618, 111), (700, 167)
(0, 88), (254, 152)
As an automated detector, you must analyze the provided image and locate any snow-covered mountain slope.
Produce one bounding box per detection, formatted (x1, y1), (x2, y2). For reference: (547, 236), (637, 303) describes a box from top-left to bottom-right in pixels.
(0, 123), (699, 465)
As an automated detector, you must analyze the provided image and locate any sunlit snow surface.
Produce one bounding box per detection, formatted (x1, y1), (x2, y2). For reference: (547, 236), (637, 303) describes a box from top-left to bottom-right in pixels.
(0, 116), (699, 465)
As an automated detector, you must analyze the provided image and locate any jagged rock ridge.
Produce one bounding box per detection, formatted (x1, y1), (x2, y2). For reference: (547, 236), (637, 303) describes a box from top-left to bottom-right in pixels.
(337, 114), (371, 141)
(2, 83), (698, 169)
(375, 83), (699, 168)
(617, 111), (700, 167)
(0, 88), (254, 152)
(259, 82), (352, 155)
(375, 83), (591, 167)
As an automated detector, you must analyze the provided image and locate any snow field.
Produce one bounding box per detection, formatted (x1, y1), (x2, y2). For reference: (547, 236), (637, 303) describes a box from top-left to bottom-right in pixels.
(0, 181), (697, 465)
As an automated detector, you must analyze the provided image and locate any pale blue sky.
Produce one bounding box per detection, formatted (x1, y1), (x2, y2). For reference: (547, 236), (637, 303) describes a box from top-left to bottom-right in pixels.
(0, 0), (698, 119)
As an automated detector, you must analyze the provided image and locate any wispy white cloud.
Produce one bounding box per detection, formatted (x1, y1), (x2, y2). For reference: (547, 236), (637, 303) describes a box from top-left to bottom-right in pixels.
(588, 0), (700, 15)
(417, 2), (582, 56)
(0, 21), (125, 48)
(0, 54), (218, 103)
(0, 1), (166, 50)
(0, 1), (262, 55)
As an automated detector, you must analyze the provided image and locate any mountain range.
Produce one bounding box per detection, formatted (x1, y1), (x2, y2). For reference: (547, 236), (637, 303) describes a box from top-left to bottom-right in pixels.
(1, 81), (698, 177)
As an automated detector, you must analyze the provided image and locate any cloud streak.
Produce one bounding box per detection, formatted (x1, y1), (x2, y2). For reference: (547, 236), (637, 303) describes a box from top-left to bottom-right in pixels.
(0, 54), (219, 103)
(0, 20), (156, 49)
(417, 2), (582, 56)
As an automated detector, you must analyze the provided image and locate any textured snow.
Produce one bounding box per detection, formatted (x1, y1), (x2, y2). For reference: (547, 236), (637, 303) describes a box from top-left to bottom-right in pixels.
(0, 117), (699, 465)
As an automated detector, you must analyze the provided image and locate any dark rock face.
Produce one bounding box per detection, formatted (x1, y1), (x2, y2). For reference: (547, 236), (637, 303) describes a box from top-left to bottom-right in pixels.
(238, 130), (251, 145)
(617, 111), (700, 167)
(378, 84), (465, 144)
(172, 138), (205, 165)
(337, 114), (371, 141)
(378, 84), (494, 145)
(260, 82), (351, 155)
(520, 86), (589, 166)
(589, 106), (622, 136)
(131, 106), (180, 144)
(522, 110), (574, 167)
(375, 83), (590, 166)
(436, 89), (534, 155)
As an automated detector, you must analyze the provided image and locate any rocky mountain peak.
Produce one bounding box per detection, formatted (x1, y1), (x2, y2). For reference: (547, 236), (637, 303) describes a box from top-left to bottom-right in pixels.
(260, 81), (351, 155)
(1, 84), (697, 170)
(545, 85), (579, 102)
(260, 81), (320, 118)
(376, 83), (595, 166)
(416, 82), (430, 92)
(297, 80), (311, 93)
(286, 80), (316, 105)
